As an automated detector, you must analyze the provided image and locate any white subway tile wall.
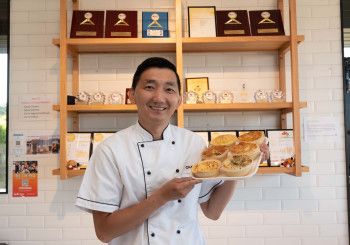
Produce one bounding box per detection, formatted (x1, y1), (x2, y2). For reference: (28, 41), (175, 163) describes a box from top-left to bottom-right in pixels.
(2, 0), (348, 244)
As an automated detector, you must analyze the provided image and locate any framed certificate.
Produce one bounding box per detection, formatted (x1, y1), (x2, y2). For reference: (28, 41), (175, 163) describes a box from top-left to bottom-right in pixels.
(185, 77), (209, 102)
(188, 6), (217, 37)
(266, 129), (294, 167)
(66, 133), (92, 168)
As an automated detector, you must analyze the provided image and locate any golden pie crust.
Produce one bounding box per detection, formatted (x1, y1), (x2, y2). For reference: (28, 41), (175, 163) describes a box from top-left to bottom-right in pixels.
(228, 142), (260, 159)
(201, 145), (228, 162)
(238, 131), (265, 145)
(210, 134), (238, 147)
(192, 159), (221, 178)
(220, 155), (253, 177)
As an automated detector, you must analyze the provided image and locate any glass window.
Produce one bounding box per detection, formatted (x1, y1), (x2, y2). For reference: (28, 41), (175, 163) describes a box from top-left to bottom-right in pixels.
(0, 0), (9, 194)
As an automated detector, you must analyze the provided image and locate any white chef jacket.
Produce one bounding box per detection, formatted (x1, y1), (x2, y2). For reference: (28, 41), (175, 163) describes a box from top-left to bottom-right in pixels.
(76, 122), (222, 245)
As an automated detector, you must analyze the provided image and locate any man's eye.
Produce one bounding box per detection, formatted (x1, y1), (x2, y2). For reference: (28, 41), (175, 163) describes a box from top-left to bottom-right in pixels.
(145, 85), (154, 90)
(166, 88), (175, 93)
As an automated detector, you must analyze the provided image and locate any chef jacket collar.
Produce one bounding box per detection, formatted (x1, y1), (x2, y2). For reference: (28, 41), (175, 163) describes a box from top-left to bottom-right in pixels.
(135, 121), (171, 141)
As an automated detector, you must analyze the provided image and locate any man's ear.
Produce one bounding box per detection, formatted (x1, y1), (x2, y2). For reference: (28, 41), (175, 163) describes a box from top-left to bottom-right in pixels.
(128, 88), (136, 103)
(177, 93), (183, 107)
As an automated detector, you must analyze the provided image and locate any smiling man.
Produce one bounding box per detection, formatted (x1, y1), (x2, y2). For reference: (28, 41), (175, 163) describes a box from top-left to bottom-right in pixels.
(76, 57), (237, 245)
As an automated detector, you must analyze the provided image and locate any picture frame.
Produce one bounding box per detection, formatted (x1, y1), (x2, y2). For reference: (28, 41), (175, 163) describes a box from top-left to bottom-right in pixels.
(188, 6), (217, 37)
(185, 77), (209, 102)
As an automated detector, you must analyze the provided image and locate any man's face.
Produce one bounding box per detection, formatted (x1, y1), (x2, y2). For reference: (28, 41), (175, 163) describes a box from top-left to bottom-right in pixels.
(130, 67), (182, 128)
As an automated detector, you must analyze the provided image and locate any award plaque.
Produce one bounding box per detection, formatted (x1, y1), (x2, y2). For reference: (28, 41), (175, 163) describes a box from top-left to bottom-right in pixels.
(249, 10), (285, 36)
(185, 77), (209, 102)
(185, 91), (199, 104)
(188, 6), (216, 37)
(70, 10), (104, 38)
(216, 10), (251, 36)
(142, 12), (169, 38)
(105, 11), (137, 38)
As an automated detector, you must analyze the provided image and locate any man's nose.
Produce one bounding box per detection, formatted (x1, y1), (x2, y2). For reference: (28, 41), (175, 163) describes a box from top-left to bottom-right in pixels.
(152, 89), (165, 101)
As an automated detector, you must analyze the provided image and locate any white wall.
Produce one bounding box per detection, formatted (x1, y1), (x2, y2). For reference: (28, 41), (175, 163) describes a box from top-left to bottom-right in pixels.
(0, 0), (347, 244)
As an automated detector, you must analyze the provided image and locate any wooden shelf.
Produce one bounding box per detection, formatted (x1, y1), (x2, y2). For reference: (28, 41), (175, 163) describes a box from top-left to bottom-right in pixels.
(52, 104), (137, 112)
(183, 102), (307, 112)
(52, 35), (304, 53)
(52, 38), (176, 53)
(257, 165), (309, 175)
(52, 165), (309, 178)
(52, 102), (306, 113)
(52, 168), (85, 178)
(182, 35), (304, 52)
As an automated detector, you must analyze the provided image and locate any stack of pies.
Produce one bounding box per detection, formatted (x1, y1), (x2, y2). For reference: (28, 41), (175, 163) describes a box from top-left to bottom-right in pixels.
(201, 145), (228, 162)
(192, 159), (221, 178)
(238, 131), (265, 146)
(220, 155), (253, 177)
(192, 133), (262, 178)
(210, 134), (238, 147)
(228, 141), (260, 160)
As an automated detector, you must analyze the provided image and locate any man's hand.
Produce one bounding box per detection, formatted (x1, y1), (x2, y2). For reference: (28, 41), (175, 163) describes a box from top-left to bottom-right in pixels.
(153, 177), (201, 202)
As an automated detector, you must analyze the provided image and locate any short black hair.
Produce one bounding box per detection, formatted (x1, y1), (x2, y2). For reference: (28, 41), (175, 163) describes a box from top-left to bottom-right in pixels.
(132, 57), (181, 93)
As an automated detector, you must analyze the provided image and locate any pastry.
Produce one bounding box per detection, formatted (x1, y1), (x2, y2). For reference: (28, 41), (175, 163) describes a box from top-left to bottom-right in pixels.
(192, 159), (221, 178)
(228, 141), (260, 159)
(201, 145), (228, 161)
(238, 131), (265, 146)
(220, 155), (253, 177)
(210, 134), (238, 147)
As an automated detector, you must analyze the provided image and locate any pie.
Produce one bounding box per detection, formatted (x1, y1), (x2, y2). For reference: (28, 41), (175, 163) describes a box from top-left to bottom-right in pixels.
(238, 131), (265, 145)
(192, 159), (221, 178)
(220, 155), (253, 177)
(228, 142), (260, 159)
(210, 134), (238, 147)
(201, 145), (228, 161)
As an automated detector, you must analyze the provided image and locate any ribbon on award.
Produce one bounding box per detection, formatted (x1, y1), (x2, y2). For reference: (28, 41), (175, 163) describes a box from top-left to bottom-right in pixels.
(225, 12), (242, 25)
(80, 12), (95, 25)
(115, 13), (129, 26)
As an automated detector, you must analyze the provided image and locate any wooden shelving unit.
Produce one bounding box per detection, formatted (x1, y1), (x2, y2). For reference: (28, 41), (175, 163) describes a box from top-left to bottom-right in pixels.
(53, 0), (308, 179)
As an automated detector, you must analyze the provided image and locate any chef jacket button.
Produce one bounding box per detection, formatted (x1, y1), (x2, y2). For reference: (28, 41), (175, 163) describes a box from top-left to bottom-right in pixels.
(147, 171), (151, 175)
(177, 230), (181, 234)
(178, 199), (181, 203)
(140, 144), (144, 147)
(172, 141), (175, 144)
(176, 169), (179, 173)
(151, 232), (155, 237)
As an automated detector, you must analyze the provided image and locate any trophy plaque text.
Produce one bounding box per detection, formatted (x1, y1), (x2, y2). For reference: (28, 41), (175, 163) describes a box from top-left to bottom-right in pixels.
(142, 12), (169, 38)
(249, 10), (285, 36)
(70, 10), (104, 38)
(105, 10), (137, 38)
(216, 10), (251, 36)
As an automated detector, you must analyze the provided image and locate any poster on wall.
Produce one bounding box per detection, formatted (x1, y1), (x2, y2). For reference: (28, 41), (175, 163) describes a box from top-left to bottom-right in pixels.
(26, 133), (60, 155)
(19, 96), (53, 121)
(12, 161), (38, 197)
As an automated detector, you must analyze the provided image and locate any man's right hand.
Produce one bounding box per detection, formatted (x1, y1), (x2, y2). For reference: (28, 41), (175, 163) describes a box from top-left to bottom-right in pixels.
(153, 177), (201, 203)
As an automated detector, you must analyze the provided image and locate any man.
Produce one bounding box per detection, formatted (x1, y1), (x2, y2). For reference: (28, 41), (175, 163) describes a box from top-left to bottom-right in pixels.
(76, 57), (238, 244)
